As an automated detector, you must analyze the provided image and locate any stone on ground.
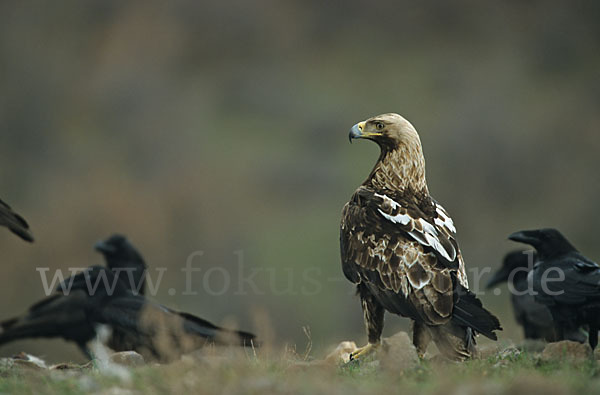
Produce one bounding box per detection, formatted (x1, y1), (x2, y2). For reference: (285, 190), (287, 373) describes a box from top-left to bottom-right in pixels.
(380, 331), (420, 371)
(110, 351), (145, 367)
(518, 339), (547, 353)
(541, 340), (592, 363)
(323, 341), (357, 365)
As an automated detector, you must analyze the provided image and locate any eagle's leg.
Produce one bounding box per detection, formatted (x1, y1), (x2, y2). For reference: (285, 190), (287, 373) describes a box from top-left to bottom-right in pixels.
(350, 285), (384, 361)
(411, 321), (431, 358)
(428, 322), (475, 361)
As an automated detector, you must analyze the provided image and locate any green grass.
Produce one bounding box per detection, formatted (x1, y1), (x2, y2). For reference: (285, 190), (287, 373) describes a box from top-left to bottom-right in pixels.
(2, 346), (600, 395)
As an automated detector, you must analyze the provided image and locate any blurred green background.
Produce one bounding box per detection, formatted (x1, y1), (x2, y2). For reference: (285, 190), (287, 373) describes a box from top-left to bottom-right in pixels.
(1, 1), (599, 363)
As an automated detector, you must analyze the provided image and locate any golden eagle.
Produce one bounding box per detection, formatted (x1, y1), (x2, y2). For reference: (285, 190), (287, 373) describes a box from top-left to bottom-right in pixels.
(0, 198), (33, 242)
(341, 113), (500, 360)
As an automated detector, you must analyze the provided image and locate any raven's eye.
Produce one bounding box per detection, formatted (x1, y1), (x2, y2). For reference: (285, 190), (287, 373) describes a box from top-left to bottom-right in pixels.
(375, 122), (384, 130)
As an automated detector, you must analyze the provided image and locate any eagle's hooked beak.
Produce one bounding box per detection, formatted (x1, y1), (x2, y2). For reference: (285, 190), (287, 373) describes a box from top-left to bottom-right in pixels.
(348, 122), (365, 143)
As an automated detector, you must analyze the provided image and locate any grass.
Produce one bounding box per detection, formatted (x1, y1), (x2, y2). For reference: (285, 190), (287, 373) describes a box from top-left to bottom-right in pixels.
(1, 344), (600, 394)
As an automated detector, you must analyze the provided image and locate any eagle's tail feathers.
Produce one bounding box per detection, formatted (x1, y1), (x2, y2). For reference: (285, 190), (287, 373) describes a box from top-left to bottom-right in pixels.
(452, 287), (502, 340)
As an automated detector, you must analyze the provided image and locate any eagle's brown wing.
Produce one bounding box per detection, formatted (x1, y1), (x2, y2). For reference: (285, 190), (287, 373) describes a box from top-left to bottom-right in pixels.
(0, 198), (34, 242)
(341, 186), (465, 325)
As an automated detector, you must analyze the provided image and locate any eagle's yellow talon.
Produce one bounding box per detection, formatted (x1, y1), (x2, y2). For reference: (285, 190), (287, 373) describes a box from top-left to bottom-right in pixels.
(349, 343), (380, 361)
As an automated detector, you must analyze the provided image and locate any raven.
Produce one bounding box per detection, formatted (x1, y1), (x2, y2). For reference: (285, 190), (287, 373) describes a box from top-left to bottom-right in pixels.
(486, 250), (557, 341)
(0, 251), (256, 361)
(509, 228), (599, 348)
(0, 198), (33, 242)
(95, 234), (147, 295)
(93, 234), (148, 352)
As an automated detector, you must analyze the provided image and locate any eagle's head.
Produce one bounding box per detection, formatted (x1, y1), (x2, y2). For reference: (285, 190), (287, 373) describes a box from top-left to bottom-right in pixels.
(349, 113), (421, 151)
(348, 113), (427, 192)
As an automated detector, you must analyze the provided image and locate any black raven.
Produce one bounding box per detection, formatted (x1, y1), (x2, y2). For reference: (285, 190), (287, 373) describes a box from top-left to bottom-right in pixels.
(486, 250), (557, 341)
(509, 228), (600, 349)
(0, 198), (33, 242)
(0, 266), (112, 358)
(93, 234), (148, 352)
(0, 266), (256, 361)
(95, 234), (147, 295)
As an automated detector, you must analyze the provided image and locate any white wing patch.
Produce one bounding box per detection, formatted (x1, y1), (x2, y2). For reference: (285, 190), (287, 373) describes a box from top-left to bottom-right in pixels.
(374, 193), (457, 262)
(375, 192), (411, 225)
(435, 205), (456, 233)
(378, 209), (411, 225)
(421, 231), (453, 262)
(374, 193), (399, 209)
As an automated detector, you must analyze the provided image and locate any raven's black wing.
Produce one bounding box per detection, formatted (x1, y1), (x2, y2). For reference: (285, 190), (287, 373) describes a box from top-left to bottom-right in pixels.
(534, 253), (600, 305)
(0, 198), (33, 242)
(0, 290), (95, 346)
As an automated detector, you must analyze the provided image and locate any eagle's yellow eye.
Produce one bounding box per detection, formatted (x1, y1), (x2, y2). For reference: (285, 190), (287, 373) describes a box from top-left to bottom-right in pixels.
(375, 122), (384, 130)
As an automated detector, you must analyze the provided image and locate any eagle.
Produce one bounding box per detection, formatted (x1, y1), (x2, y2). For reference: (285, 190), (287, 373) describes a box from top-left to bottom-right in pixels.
(0, 197), (33, 242)
(340, 113), (501, 360)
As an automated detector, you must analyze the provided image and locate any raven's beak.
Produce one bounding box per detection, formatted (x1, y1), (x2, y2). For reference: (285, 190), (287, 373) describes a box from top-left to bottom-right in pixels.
(485, 268), (508, 289)
(94, 240), (116, 254)
(508, 230), (539, 245)
(348, 121), (366, 143)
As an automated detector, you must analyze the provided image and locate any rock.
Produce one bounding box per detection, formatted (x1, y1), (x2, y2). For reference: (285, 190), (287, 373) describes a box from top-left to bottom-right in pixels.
(323, 341), (358, 365)
(109, 351), (145, 367)
(518, 339), (547, 353)
(323, 332), (419, 371)
(326, 332), (419, 371)
(380, 331), (419, 371)
(541, 341), (592, 363)
(0, 353), (48, 371)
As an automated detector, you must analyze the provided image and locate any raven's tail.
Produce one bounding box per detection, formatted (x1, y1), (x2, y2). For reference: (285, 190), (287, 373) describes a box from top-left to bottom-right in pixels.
(452, 285), (502, 340)
(177, 312), (258, 347)
(225, 329), (257, 347)
(0, 317), (32, 346)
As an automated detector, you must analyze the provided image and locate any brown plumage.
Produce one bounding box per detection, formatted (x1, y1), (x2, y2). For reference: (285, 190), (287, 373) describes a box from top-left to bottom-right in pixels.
(341, 113), (500, 360)
(0, 198), (33, 242)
